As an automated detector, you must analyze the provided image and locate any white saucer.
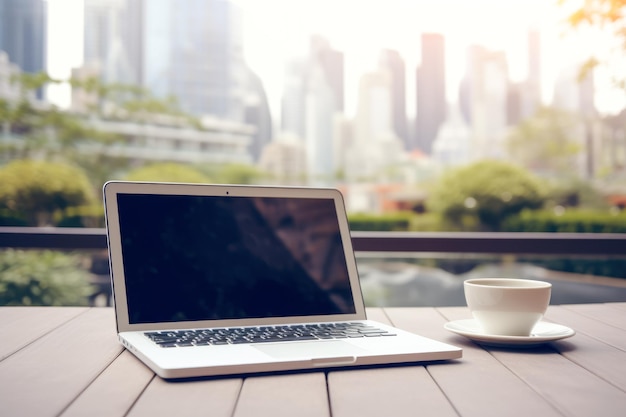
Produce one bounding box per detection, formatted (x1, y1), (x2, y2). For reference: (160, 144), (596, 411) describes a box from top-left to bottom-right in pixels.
(444, 319), (575, 347)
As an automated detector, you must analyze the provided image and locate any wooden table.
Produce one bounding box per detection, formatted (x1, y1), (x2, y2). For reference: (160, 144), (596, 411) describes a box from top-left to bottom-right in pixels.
(1, 304), (625, 417)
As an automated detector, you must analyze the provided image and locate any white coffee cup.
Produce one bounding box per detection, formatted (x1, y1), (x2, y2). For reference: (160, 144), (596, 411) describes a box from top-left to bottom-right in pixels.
(464, 278), (552, 336)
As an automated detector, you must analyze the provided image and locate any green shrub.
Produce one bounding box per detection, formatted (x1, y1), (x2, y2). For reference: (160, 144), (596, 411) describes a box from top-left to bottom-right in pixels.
(503, 210), (626, 233)
(408, 212), (446, 231)
(427, 161), (546, 231)
(0, 209), (28, 226)
(0, 250), (94, 306)
(349, 212), (414, 231)
(124, 162), (211, 183)
(55, 205), (105, 228)
(0, 160), (97, 226)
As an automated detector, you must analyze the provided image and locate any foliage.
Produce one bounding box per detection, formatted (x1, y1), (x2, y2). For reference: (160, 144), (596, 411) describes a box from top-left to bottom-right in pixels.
(544, 177), (611, 210)
(502, 209), (626, 233)
(560, 0), (626, 90)
(212, 163), (266, 184)
(123, 162), (211, 183)
(506, 107), (582, 175)
(564, 0), (626, 29)
(0, 73), (120, 162)
(348, 212), (414, 231)
(427, 161), (547, 231)
(55, 205), (105, 228)
(70, 76), (201, 127)
(0, 160), (97, 226)
(0, 249), (94, 306)
(1, 73), (205, 186)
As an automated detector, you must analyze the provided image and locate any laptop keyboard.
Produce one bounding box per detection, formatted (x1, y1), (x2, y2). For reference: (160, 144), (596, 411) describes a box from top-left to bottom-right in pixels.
(145, 322), (397, 348)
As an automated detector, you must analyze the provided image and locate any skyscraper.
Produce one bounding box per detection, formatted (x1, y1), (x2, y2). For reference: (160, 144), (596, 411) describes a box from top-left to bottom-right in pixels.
(345, 69), (404, 181)
(509, 29), (542, 125)
(244, 66), (273, 161)
(141, 0), (246, 119)
(461, 45), (510, 160)
(281, 58), (307, 138)
(279, 35), (344, 183)
(0, 0), (46, 96)
(416, 33), (446, 154)
(379, 49), (408, 149)
(305, 63), (335, 183)
(81, 0), (271, 160)
(83, 0), (130, 85)
(309, 35), (344, 113)
(523, 29), (542, 118)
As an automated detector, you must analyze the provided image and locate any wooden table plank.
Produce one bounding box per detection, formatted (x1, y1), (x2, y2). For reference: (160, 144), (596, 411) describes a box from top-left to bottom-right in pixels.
(0, 308), (122, 417)
(386, 307), (563, 417)
(438, 305), (626, 417)
(545, 305), (626, 351)
(0, 306), (87, 360)
(562, 303), (626, 331)
(487, 343), (626, 417)
(127, 376), (242, 417)
(2, 305), (625, 417)
(365, 307), (393, 325)
(328, 366), (457, 417)
(543, 306), (626, 391)
(233, 373), (330, 417)
(610, 302), (626, 310)
(61, 351), (154, 417)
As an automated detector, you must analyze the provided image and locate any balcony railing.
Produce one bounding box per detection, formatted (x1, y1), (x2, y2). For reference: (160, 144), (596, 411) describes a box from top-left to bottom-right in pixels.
(3, 226), (626, 307)
(2, 226), (626, 255)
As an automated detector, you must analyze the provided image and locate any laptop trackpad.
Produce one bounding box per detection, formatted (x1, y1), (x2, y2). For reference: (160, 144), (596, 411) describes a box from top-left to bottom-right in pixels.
(253, 340), (368, 360)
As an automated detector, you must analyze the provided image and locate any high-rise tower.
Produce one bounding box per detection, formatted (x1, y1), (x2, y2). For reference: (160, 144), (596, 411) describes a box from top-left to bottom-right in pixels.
(460, 45), (510, 160)
(81, 0), (271, 160)
(0, 0), (46, 96)
(379, 49), (408, 149)
(279, 35), (344, 184)
(83, 0), (130, 85)
(309, 35), (344, 113)
(415, 33), (446, 154)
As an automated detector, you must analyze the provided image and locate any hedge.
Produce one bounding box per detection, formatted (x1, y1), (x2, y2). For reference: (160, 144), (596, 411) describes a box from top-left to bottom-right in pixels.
(348, 212), (414, 231)
(502, 210), (626, 234)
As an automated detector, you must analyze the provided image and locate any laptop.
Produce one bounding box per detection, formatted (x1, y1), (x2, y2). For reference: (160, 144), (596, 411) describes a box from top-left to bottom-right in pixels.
(103, 181), (461, 379)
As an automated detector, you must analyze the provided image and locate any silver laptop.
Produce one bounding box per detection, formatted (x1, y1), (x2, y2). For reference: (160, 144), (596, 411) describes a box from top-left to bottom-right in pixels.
(103, 181), (461, 379)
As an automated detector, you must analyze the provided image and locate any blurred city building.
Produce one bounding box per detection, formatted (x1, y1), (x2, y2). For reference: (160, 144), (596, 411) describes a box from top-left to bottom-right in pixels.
(432, 102), (471, 168)
(460, 46), (510, 161)
(0, 0), (46, 98)
(80, 0), (271, 161)
(0, 51), (21, 102)
(415, 33), (446, 155)
(1, 0), (625, 211)
(379, 49), (409, 150)
(258, 133), (307, 185)
(278, 35), (344, 185)
(345, 69), (404, 184)
(82, 116), (253, 165)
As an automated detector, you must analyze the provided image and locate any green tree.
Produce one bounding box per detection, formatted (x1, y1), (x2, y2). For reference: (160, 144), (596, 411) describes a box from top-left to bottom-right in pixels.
(427, 161), (546, 231)
(0, 160), (97, 226)
(69, 75), (201, 127)
(1, 73), (204, 187)
(0, 249), (93, 306)
(0, 73), (120, 161)
(560, 0), (626, 91)
(124, 162), (211, 183)
(506, 107), (582, 175)
(213, 163), (266, 184)
(545, 177), (611, 210)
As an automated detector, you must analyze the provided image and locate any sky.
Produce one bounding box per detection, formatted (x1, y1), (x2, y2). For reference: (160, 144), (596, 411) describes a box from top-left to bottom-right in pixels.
(45, 0), (625, 117)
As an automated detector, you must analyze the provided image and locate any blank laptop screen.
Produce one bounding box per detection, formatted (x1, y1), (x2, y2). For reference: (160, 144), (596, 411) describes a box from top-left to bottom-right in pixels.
(116, 193), (357, 324)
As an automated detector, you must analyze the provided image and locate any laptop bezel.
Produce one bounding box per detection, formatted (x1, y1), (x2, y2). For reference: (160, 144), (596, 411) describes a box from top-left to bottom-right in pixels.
(103, 181), (368, 333)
